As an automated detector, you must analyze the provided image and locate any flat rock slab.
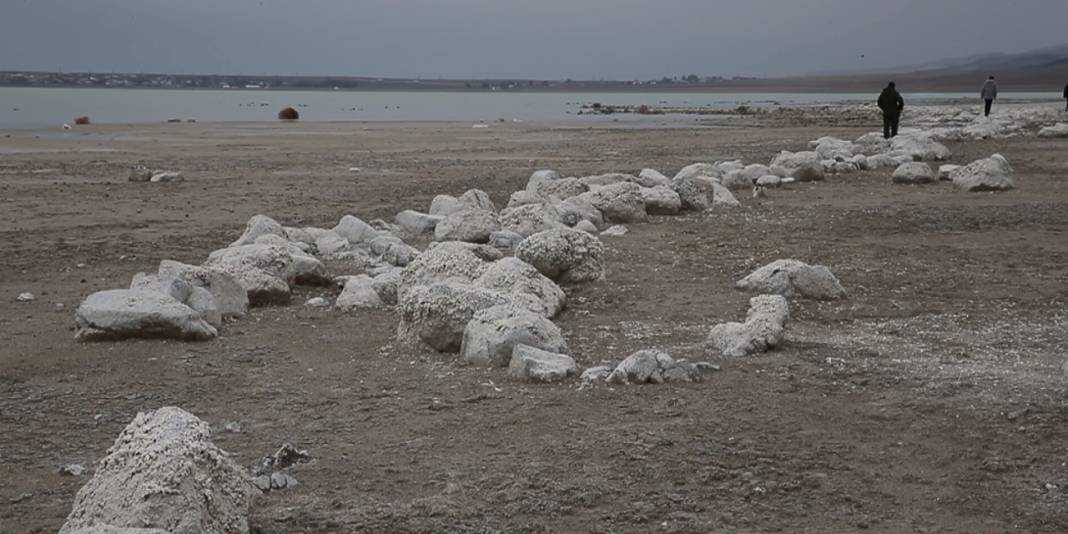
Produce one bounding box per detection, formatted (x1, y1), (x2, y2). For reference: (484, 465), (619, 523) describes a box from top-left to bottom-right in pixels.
(75, 289), (217, 342)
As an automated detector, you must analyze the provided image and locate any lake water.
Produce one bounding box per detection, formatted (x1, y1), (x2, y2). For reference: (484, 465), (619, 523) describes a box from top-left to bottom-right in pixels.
(0, 87), (1061, 129)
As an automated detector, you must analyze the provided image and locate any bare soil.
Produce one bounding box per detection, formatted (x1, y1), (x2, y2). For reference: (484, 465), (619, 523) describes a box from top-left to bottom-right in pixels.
(1, 118), (1067, 533)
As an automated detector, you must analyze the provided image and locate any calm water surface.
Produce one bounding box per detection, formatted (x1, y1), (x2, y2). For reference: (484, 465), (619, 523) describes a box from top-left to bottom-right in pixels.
(0, 87), (1061, 129)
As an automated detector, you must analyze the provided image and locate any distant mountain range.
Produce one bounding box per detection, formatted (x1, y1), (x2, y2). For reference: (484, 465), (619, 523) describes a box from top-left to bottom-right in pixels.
(896, 42), (1068, 74)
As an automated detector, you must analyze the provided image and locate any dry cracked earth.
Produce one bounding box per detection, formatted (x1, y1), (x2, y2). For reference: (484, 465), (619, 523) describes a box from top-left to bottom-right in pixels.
(1, 116), (1067, 533)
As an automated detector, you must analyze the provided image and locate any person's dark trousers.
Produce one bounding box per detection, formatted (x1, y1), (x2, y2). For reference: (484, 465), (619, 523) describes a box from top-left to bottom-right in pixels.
(883, 112), (900, 139)
(984, 99), (993, 116)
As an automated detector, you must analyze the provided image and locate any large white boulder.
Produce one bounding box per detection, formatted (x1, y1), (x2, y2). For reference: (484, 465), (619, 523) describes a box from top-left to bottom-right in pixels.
(770, 151), (825, 182)
(950, 154), (1015, 192)
(508, 344), (578, 383)
(58, 407), (256, 534)
(75, 290), (218, 341)
(889, 135), (951, 161)
(673, 163), (722, 182)
(670, 175), (713, 211)
(635, 168), (672, 188)
(640, 186), (683, 215)
(710, 183), (740, 208)
(476, 257), (565, 318)
(1038, 123), (1068, 138)
(573, 182), (647, 223)
(498, 203), (566, 237)
(892, 162), (935, 184)
(333, 215), (379, 244)
(158, 260), (249, 319)
(434, 209), (500, 243)
(130, 273), (221, 329)
(736, 259), (846, 300)
(395, 210), (442, 235)
(335, 274), (385, 310)
(515, 228), (606, 284)
(461, 305), (568, 367)
(204, 244), (294, 305)
(399, 241), (494, 296)
(429, 195), (464, 217)
(706, 295), (790, 358)
(230, 214), (284, 247)
(397, 282), (512, 352)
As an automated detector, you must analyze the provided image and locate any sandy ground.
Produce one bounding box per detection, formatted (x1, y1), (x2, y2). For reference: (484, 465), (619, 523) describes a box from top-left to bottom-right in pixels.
(1, 116), (1068, 533)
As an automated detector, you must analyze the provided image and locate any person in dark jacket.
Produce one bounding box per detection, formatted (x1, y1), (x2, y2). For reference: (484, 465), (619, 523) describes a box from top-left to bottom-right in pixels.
(981, 76), (998, 117)
(877, 82), (905, 139)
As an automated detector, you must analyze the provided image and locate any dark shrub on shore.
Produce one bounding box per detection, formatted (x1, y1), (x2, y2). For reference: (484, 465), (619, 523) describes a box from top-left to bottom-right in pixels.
(278, 107), (299, 120)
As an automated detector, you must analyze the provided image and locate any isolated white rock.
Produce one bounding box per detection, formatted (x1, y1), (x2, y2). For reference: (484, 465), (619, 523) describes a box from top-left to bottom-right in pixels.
(508, 344), (577, 382)
(58, 407), (256, 534)
(305, 297), (330, 308)
(395, 210), (443, 235)
(706, 295), (790, 358)
(892, 162), (935, 184)
(75, 290), (217, 342)
(230, 214), (284, 247)
(606, 350), (700, 384)
(434, 209), (500, 243)
(462, 305), (569, 367)
(515, 228), (606, 284)
(950, 154), (1015, 192)
(149, 171), (183, 183)
(16, 292), (35, 302)
(336, 274), (384, 310)
(737, 259), (846, 300)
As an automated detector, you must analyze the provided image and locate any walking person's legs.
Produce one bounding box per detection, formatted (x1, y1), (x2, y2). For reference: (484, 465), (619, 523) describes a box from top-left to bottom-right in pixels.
(883, 114), (891, 139)
(984, 99), (993, 117)
(891, 114), (900, 138)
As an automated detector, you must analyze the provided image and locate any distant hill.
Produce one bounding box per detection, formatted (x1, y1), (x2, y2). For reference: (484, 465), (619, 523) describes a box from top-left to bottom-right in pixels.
(900, 42), (1068, 73)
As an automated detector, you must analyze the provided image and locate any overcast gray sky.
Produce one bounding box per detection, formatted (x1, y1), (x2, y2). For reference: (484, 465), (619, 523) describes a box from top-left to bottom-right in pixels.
(2, 0), (1067, 79)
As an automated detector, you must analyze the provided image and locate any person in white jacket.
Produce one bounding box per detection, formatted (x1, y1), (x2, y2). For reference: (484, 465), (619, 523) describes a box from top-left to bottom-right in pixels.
(981, 76), (998, 117)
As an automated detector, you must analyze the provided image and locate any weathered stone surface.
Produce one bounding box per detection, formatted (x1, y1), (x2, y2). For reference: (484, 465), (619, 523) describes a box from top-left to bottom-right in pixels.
(606, 350), (700, 384)
(395, 210), (443, 235)
(336, 275), (385, 310)
(635, 168), (672, 188)
(75, 290), (218, 341)
(671, 175), (713, 211)
(950, 154), (1015, 192)
(866, 154), (898, 169)
(574, 182), (647, 223)
(706, 295), (790, 358)
(399, 242), (491, 295)
(579, 366), (613, 385)
(333, 215), (379, 244)
(369, 235), (405, 256)
(574, 220), (598, 233)
(498, 203), (565, 237)
(673, 163), (721, 182)
(579, 173), (631, 187)
(476, 257), (565, 318)
(129, 272), (193, 303)
(508, 344), (577, 382)
(149, 171), (183, 183)
(65, 526), (169, 534)
(381, 241), (420, 268)
(158, 260), (249, 319)
(892, 162), (935, 184)
(736, 259), (847, 300)
(283, 226), (315, 245)
(530, 177), (588, 200)
(314, 232), (350, 256)
(397, 282), (511, 352)
(710, 183), (740, 208)
(186, 287), (223, 328)
(555, 197), (606, 228)
(462, 305), (568, 367)
(459, 189), (497, 213)
(429, 195), (464, 217)
(890, 135), (951, 161)
(1038, 123), (1068, 138)
(506, 190), (545, 209)
(938, 164), (962, 181)
(640, 186), (683, 215)
(525, 170), (561, 193)
(515, 228), (605, 284)
(756, 175), (782, 188)
(58, 407), (256, 534)
(434, 209), (500, 243)
(370, 269), (402, 305)
(770, 151), (825, 182)
(204, 244), (294, 305)
(488, 229), (525, 251)
(230, 214), (284, 247)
